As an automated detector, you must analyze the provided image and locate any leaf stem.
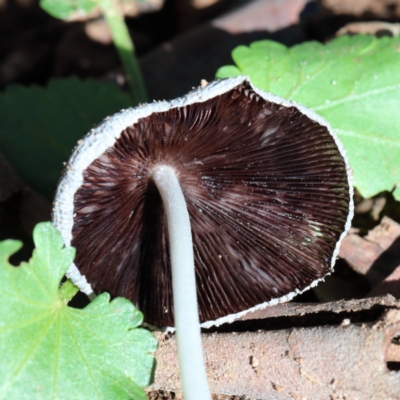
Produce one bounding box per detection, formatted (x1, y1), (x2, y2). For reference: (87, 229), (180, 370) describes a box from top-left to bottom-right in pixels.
(59, 279), (79, 304)
(98, 0), (148, 105)
(151, 165), (211, 400)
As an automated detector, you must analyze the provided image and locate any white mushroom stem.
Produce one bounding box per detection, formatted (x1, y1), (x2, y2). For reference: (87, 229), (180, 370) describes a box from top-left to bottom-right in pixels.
(151, 165), (211, 400)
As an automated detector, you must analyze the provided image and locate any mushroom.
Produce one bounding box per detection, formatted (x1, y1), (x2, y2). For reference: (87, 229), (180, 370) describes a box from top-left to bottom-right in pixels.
(53, 76), (353, 399)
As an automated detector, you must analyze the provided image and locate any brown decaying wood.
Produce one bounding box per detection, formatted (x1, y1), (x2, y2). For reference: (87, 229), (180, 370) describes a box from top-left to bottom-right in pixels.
(339, 216), (400, 298)
(148, 299), (400, 399)
(239, 293), (400, 321)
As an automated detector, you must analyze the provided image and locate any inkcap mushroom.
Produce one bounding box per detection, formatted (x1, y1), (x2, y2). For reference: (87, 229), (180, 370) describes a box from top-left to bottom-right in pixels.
(53, 76), (353, 399)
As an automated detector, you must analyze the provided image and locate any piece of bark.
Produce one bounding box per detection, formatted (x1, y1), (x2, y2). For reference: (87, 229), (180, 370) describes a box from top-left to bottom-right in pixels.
(149, 306), (400, 399)
(238, 294), (398, 321)
(339, 216), (400, 288)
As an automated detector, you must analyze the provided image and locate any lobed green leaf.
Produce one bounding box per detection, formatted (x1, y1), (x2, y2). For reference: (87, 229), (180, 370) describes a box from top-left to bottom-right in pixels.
(216, 35), (400, 200)
(0, 78), (131, 198)
(0, 222), (157, 400)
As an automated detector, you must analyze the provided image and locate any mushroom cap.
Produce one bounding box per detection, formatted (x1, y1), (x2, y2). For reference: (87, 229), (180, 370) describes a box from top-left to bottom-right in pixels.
(53, 77), (353, 328)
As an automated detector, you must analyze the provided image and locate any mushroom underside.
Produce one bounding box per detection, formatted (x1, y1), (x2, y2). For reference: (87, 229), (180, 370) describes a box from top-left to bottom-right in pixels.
(69, 82), (350, 327)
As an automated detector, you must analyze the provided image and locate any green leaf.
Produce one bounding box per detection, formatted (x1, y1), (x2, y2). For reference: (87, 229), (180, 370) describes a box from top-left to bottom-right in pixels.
(0, 78), (131, 198)
(216, 35), (400, 200)
(40, 0), (146, 20)
(40, 0), (97, 19)
(0, 222), (157, 400)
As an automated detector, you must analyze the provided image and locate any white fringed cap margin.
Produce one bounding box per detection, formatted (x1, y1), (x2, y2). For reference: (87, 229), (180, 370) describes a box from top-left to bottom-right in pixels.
(52, 75), (354, 328)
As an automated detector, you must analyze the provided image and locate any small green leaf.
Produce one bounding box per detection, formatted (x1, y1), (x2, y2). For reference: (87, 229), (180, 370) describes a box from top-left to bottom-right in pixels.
(40, 0), (97, 19)
(0, 222), (157, 400)
(216, 35), (400, 200)
(0, 78), (131, 198)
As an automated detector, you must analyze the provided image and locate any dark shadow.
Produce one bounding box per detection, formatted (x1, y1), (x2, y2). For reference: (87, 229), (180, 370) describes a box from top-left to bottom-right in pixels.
(0, 191), (35, 265)
(387, 362), (400, 371)
(366, 236), (400, 296)
(352, 190), (400, 235)
(140, 24), (306, 101)
(67, 289), (91, 309)
(203, 305), (387, 334)
(387, 334), (400, 371)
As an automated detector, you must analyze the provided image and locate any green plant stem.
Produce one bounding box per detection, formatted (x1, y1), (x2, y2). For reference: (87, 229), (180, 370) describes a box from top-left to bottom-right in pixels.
(98, 0), (148, 104)
(59, 279), (79, 304)
(152, 165), (211, 400)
